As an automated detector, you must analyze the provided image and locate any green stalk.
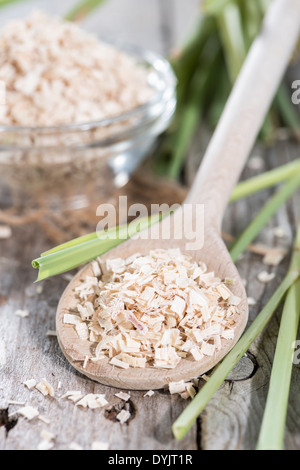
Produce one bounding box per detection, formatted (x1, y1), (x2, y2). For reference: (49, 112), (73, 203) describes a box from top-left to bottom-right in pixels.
(240, 0), (262, 46)
(257, 227), (300, 450)
(172, 269), (299, 441)
(202, 0), (239, 15)
(0, 0), (25, 6)
(32, 214), (163, 281)
(217, 2), (246, 83)
(230, 172), (300, 262)
(65, 0), (107, 22)
(42, 231), (99, 256)
(171, 16), (215, 108)
(230, 160), (300, 202)
(168, 42), (221, 179)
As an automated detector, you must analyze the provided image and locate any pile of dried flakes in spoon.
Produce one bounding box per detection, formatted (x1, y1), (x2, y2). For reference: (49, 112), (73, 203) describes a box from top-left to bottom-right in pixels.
(64, 249), (241, 369)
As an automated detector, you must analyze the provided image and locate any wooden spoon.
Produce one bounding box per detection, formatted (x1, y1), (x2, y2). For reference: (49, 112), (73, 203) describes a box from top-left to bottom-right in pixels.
(57, 0), (300, 390)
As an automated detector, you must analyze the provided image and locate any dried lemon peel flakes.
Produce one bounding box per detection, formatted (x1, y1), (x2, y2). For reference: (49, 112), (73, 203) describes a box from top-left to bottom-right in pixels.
(68, 249), (241, 370)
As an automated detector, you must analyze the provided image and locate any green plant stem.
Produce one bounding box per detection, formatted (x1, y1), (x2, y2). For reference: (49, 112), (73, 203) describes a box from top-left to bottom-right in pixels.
(171, 16), (215, 109)
(257, 226), (300, 450)
(0, 0), (24, 6)
(65, 0), (107, 22)
(230, 160), (300, 202)
(217, 2), (246, 83)
(32, 214), (163, 281)
(168, 42), (221, 179)
(240, 0), (262, 46)
(172, 269), (299, 441)
(202, 0), (239, 15)
(230, 172), (300, 262)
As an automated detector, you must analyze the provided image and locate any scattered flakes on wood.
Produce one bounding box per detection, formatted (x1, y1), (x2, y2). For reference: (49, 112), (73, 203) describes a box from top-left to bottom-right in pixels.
(69, 442), (84, 451)
(46, 330), (57, 337)
(23, 379), (37, 390)
(38, 415), (51, 425)
(247, 155), (264, 170)
(74, 249), (240, 370)
(263, 248), (286, 266)
(25, 284), (43, 297)
(15, 309), (29, 318)
(38, 430), (55, 451)
(75, 394), (108, 409)
(92, 441), (109, 450)
(169, 380), (196, 399)
(37, 440), (54, 451)
(115, 392), (131, 402)
(17, 406), (39, 421)
(201, 374), (210, 382)
(7, 400), (25, 406)
(36, 379), (55, 397)
(116, 409), (131, 424)
(0, 225), (12, 240)
(169, 380), (187, 395)
(61, 391), (83, 403)
(273, 226), (287, 239)
(247, 297), (257, 307)
(144, 390), (155, 397)
(257, 271), (276, 284)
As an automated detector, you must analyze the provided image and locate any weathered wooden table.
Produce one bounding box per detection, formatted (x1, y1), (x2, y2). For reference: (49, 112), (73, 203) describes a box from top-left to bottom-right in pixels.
(0, 0), (299, 451)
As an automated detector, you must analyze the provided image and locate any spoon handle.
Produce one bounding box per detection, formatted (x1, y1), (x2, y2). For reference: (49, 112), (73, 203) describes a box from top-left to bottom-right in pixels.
(185, 0), (300, 231)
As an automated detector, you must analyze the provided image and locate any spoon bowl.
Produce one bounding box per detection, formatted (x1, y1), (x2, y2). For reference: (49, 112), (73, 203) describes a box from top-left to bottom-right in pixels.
(56, 214), (249, 390)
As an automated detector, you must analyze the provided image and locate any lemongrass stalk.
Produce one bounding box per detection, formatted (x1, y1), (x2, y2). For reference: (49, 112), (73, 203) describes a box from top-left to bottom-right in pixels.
(0, 0), (25, 7)
(240, 0), (262, 46)
(257, 226), (300, 450)
(202, 0), (239, 15)
(42, 231), (99, 256)
(230, 172), (300, 262)
(230, 160), (300, 202)
(168, 43), (221, 179)
(217, 3), (246, 83)
(171, 16), (215, 108)
(65, 0), (107, 22)
(172, 269), (299, 440)
(207, 55), (231, 128)
(32, 214), (163, 281)
(258, 0), (272, 14)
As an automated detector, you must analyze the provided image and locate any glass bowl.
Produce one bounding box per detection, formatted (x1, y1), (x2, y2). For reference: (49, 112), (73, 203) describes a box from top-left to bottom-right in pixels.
(0, 44), (177, 228)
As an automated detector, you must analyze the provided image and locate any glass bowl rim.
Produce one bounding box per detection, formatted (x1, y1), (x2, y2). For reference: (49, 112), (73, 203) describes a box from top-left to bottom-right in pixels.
(0, 42), (177, 135)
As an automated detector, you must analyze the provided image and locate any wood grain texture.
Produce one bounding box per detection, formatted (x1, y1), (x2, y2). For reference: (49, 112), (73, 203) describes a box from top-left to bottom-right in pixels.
(0, 0), (300, 451)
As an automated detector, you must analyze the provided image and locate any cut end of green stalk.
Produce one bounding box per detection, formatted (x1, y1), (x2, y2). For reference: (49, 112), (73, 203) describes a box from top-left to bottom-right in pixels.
(172, 424), (186, 441)
(32, 260), (40, 269)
